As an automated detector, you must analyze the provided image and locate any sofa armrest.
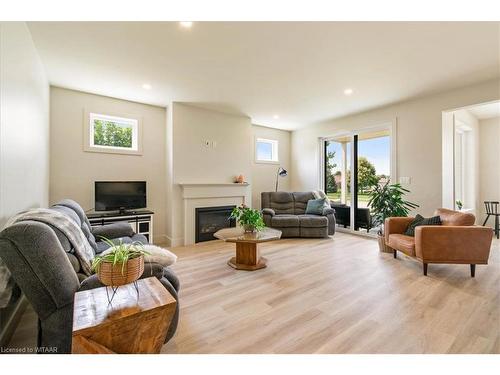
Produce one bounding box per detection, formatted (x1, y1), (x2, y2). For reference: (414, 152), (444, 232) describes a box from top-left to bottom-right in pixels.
(322, 207), (335, 216)
(414, 225), (493, 263)
(91, 222), (135, 240)
(384, 217), (414, 244)
(262, 208), (275, 217)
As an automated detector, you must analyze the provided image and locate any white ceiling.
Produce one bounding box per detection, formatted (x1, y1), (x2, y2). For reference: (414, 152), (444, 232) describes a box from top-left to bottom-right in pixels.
(28, 22), (500, 130)
(467, 101), (500, 120)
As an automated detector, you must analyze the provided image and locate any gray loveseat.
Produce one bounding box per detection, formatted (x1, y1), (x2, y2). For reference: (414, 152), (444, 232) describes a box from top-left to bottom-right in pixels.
(0, 199), (179, 354)
(261, 192), (336, 237)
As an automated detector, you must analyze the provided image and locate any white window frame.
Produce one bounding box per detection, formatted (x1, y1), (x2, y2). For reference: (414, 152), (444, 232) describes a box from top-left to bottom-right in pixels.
(255, 137), (279, 164)
(84, 111), (143, 155)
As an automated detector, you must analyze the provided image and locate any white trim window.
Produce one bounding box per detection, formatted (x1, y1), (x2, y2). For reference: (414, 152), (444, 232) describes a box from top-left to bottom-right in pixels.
(85, 112), (142, 155)
(255, 138), (279, 163)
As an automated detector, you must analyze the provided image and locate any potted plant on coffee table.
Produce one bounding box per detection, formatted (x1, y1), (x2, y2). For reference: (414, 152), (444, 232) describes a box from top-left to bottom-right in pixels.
(368, 180), (419, 253)
(91, 239), (149, 302)
(230, 204), (265, 233)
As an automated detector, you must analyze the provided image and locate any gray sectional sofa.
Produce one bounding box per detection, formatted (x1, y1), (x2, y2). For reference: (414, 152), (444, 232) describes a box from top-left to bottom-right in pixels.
(261, 192), (336, 237)
(0, 199), (179, 353)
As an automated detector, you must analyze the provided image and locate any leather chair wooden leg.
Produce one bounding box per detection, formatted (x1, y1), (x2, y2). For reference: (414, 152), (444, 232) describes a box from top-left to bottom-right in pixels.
(393, 249), (397, 258)
(470, 264), (476, 277)
(423, 263), (428, 276)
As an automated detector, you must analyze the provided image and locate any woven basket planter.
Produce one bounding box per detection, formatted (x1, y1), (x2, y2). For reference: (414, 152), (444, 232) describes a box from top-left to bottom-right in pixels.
(97, 255), (144, 287)
(377, 234), (394, 253)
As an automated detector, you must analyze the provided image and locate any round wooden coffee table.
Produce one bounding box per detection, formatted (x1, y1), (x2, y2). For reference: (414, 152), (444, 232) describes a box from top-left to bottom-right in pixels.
(214, 227), (282, 271)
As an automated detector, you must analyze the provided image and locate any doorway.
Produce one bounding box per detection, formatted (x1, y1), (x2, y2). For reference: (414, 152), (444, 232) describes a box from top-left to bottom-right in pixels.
(442, 100), (500, 226)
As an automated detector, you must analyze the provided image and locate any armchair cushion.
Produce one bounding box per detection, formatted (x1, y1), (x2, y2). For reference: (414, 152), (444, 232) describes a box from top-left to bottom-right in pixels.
(384, 217), (414, 245)
(387, 234), (415, 257)
(435, 208), (475, 226)
(91, 222), (135, 240)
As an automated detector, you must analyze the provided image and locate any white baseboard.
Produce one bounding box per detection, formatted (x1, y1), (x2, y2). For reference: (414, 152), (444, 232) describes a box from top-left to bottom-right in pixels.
(164, 235), (184, 248)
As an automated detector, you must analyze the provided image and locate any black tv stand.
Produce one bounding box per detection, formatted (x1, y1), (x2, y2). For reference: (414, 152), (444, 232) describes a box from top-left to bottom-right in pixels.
(87, 209), (155, 243)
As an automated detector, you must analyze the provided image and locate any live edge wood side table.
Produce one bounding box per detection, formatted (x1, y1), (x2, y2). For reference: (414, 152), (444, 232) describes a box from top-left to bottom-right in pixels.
(72, 277), (177, 354)
(214, 227), (282, 271)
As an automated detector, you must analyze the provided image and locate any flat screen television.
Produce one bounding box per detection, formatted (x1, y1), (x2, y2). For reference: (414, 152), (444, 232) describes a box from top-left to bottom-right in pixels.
(95, 181), (146, 212)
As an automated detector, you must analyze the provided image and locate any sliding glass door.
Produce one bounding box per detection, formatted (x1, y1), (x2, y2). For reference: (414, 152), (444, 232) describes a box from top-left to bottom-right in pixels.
(323, 126), (392, 236)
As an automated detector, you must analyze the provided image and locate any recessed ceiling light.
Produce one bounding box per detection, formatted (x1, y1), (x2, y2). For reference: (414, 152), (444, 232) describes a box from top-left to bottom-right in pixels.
(142, 83), (152, 90)
(344, 88), (353, 96)
(273, 115), (280, 119)
(180, 21), (193, 28)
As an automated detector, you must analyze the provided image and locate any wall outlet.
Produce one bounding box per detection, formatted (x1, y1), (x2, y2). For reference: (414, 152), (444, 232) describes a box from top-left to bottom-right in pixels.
(399, 176), (411, 185)
(211, 140), (217, 148)
(203, 140), (211, 147)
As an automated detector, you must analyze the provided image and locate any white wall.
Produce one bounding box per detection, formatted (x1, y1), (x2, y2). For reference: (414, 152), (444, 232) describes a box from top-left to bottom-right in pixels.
(291, 80), (500, 217)
(49, 87), (167, 242)
(251, 125), (291, 209)
(167, 103), (252, 246)
(0, 22), (49, 228)
(479, 116), (500, 228)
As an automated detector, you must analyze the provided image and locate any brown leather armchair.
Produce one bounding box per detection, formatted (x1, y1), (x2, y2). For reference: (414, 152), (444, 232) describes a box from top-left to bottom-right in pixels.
(385, 208), (493, 277)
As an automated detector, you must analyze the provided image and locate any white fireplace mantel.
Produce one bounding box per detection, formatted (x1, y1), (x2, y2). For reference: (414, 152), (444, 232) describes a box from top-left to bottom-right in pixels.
(178, 182), (251, 245)
(178, 182), (250, 199)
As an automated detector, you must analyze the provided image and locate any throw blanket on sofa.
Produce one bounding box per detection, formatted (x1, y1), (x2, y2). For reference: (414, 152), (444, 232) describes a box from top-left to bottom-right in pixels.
(3, 208), (95, 276)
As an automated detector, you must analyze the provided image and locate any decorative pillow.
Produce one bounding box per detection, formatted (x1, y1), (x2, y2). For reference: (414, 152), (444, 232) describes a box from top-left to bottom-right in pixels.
(142, 245), (177, 267)
(313, 190), (331, 207)
(305, 198), (327, 215)
(404, 214), (442, 236)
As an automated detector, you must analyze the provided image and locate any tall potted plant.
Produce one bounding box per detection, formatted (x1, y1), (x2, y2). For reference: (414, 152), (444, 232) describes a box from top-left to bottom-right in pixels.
(368, 180), (419, 253)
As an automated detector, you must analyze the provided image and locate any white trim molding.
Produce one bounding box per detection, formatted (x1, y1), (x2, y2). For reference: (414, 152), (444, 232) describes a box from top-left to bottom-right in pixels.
(83, 109), (143, 156)
(178, 182), (251, 246)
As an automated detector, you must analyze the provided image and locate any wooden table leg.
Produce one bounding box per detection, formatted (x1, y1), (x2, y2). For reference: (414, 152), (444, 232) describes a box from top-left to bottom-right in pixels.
(228, 242), (267, 271)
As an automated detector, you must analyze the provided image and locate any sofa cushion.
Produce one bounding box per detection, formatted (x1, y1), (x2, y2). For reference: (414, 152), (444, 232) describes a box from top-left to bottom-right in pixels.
(298, 214), (328, 228)
(434, 208), (475, 226)
(388, 234), (416, 257)
(293, 192), (315, 215)
(267, 192), (295, 215)
(300, 226), (328, 238)
(271, 215), (300, 228)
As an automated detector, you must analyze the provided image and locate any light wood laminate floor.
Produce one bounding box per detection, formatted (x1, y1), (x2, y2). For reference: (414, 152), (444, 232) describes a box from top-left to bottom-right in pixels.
(161, 233), (499, 354)
(8, 233), (499, 354)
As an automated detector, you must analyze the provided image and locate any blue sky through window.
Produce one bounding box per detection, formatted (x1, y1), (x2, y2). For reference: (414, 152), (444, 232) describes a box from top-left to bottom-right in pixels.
(327, 135), (390, 176)
(257, 141), (273, 160)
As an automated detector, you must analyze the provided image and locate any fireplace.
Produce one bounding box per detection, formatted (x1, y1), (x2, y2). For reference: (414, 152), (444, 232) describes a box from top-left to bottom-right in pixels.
(195, 205), (236, 243)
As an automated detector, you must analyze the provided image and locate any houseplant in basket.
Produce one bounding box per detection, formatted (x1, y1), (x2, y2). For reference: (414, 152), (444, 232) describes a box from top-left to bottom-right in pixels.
(368, 180), (419, 253)
(230, 204), (265, 233)
(91, 238), (149, 288)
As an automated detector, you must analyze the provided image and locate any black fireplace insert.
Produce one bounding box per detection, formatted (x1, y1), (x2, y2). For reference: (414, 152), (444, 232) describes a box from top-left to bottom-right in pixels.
(195, 205), (236, 243)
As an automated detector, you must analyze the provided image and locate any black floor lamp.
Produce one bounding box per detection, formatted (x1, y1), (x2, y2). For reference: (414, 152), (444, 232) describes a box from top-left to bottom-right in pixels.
(275, 167), (288, 192)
